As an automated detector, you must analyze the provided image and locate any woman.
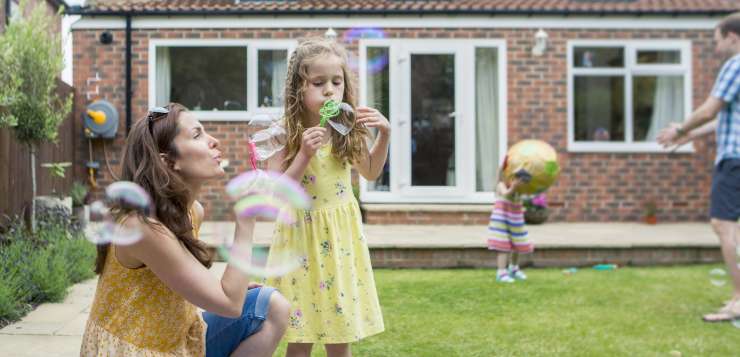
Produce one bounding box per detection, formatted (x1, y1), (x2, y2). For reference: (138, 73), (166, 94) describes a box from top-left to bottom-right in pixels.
(80, 103), (289, 357)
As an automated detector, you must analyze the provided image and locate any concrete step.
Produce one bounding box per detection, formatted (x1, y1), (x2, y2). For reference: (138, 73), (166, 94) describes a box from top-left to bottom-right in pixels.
(200, 222), (722, 267)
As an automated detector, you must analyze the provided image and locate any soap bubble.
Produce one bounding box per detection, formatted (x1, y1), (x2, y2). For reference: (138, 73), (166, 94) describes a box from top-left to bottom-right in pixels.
(709, 268), (727, 287)
(86, 181), (152, 245)
(217, 170), (310, 278)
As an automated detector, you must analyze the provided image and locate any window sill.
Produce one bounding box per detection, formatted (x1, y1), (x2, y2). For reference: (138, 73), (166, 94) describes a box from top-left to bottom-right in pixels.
(567, 142), (695, 154)
(361, 203), (492, 213)
(191, 110), (282, 122)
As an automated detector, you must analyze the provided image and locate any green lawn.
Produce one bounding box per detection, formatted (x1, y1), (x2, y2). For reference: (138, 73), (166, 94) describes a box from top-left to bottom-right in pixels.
(275, 266), (740, 356)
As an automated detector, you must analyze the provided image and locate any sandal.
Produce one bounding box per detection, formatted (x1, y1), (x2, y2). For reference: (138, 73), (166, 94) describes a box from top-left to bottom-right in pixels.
(496, 271), (515, 283)
(702, 299), (740, 322)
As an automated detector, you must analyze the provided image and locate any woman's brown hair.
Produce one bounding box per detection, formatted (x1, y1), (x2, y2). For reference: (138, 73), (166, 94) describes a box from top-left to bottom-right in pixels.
(95, 103), (213, 274)
(281, 37), (369, 170)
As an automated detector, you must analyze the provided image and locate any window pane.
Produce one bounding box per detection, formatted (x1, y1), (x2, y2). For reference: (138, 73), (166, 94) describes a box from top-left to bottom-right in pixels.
(167, 47), (247, 111)
(257, 49), (288, 108)
(475, 48), (499, 192)
(9, 0), (20, 21)
(633, 75), (684, 141)
(637, 50), (681, 64)
(574, 76), (624, 141)
(574, 47), (624, 68)
(366, 47), (390, 192)
(411, 54), (455, 187)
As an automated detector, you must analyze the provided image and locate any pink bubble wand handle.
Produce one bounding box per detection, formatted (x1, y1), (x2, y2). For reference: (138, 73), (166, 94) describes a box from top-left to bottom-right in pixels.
(248, 141), (259, 170)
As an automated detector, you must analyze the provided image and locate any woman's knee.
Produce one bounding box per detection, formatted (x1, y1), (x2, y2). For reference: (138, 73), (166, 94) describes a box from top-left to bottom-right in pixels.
(268, 292), (290, 328)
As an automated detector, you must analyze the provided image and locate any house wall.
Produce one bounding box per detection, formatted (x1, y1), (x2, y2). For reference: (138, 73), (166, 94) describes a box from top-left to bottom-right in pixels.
(71, 26), (721, 223)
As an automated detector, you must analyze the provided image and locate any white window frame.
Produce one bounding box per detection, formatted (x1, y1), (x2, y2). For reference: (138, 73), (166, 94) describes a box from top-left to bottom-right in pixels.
(567, 40), (693, 153)
(148, 39), (296, 121)
(358, 39), (508, 204)
(9, 0), (20, 22)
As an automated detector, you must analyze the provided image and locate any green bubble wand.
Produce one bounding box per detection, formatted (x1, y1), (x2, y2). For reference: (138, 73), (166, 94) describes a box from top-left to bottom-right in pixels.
(318, 99), (355, 136)
(319, 99), (341, 127)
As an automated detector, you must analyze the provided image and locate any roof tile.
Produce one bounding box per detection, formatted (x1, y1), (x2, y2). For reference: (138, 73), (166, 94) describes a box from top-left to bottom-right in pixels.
(77, 0), (740, 15)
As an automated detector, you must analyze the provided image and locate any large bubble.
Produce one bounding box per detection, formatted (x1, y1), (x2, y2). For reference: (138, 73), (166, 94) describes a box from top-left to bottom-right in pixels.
(86, 181), (152, 245)
(342, 27), (389, 75)
(249, 120), (287, 161)
(709, 268), (727, 287)
(217, 170), (310, 278)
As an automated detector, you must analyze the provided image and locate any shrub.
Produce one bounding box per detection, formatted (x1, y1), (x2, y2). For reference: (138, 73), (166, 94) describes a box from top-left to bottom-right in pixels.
(59, 235), (96, 283)
(0, 212), (95, 324)
(28, 246), (70, 303)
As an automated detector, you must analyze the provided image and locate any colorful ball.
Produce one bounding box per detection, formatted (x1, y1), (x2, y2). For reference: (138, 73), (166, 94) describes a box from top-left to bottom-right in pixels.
(503, 140), (560, 195)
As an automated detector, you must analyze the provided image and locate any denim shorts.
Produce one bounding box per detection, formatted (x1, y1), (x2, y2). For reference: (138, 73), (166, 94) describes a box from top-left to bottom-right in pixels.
(202, 286), (276, 357)
(710, 159), (740, 221)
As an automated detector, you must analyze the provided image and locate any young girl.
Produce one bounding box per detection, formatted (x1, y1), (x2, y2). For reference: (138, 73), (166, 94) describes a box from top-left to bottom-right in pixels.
(80, 103), (289, 357)
(488, 164), (534, 283)
(267, 38), (389, 357)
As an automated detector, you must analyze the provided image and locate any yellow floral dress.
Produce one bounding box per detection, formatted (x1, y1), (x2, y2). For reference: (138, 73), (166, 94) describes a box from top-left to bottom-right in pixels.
(267, 144), (385, 343)
(80, 211), (206, 356)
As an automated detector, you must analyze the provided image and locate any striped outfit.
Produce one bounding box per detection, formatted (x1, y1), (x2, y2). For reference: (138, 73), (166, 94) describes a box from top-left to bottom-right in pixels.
(487, 196), (533, 253)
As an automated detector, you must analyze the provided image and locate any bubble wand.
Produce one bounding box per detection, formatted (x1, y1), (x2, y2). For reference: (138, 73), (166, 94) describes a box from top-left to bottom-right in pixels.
(248, 141), (259, 170)
(319, 99), (341, 127)
(319, 99), (356, 136)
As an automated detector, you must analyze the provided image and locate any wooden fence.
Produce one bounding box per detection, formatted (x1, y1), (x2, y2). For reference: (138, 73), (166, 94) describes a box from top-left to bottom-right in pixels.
(0, 80), (78, 222)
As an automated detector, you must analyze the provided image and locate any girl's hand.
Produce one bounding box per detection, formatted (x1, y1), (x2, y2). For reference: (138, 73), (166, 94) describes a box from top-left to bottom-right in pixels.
(247, 282), (263, 290)
(299, 127), (327, 157)
(356, 107), (390, 136)
(510, 178), (523, 190)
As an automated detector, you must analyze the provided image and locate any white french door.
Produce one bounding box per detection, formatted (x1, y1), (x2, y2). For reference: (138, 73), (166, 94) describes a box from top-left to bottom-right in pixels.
(360, 39), (507, 204)
(397, 42), (466, 197)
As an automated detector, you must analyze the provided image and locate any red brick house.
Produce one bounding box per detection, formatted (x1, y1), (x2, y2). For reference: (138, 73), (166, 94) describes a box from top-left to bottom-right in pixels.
(67, 0), (739, 224)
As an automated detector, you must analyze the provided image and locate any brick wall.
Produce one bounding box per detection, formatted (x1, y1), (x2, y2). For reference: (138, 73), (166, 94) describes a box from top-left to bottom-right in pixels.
(72, 26), (721, 223)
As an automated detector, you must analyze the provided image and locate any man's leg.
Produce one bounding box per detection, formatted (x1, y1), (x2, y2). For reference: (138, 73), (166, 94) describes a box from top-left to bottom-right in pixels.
(703, 219), (740, 321)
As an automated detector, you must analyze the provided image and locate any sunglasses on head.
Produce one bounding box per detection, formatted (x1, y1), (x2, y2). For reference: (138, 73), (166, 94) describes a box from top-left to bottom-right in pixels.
(147, 106), (169, 134)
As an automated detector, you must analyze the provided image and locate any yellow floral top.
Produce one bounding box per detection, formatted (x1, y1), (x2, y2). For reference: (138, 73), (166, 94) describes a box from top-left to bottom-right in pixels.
(80, 211), (206, 356)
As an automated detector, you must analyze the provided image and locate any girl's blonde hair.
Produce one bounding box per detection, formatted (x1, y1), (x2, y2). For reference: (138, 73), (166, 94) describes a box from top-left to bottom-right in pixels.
(282, 37), (369, 170)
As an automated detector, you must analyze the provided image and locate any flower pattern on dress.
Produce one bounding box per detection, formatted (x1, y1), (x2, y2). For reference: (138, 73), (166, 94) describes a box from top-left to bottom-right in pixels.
(335, 182), (347, 197)
(289, 309), (303, 329)
(320, 240), (331, 257)
(302, 174), (316, 186)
